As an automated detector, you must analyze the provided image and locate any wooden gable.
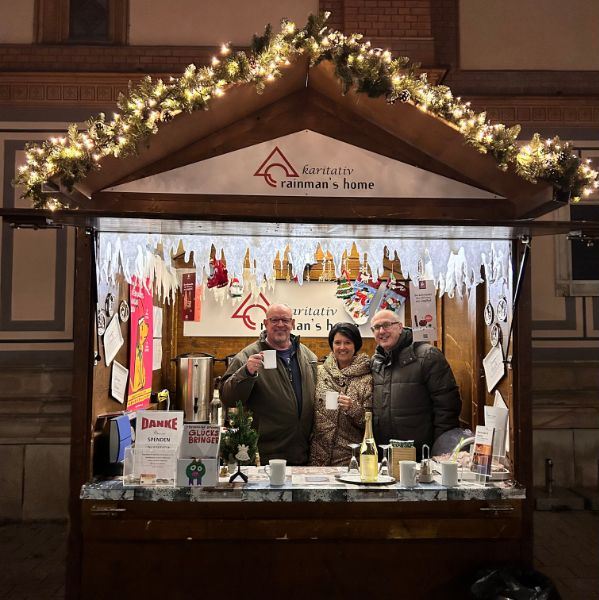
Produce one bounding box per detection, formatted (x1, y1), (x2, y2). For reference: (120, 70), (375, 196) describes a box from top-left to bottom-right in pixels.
(62, 58), (555, 223)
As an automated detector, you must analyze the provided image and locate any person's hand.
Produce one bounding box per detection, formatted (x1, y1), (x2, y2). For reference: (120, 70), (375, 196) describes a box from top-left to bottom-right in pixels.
(246, 353), (264, 376)
(338, 394), (352, 411)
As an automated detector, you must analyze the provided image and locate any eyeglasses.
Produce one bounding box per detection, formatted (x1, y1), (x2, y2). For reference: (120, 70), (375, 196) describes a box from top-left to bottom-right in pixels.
(267, 317), (293, 325)
(370, 321), (400, 332)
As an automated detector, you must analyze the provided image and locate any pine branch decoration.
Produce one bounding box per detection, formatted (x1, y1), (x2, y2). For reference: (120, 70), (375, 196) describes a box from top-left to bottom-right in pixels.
(14, 12), (598, 209)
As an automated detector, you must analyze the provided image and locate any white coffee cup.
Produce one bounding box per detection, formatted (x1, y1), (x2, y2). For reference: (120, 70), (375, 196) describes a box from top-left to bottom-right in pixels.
(264, 459), (287, 486)
(441, 461), (459, 487)
(325, 391), (339, 410)
(400, 460), (417, 487)
(262, 349), (277, 369)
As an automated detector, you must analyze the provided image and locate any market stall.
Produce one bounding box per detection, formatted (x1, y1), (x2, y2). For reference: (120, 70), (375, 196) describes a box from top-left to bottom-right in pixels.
(8, 16), (599, 599)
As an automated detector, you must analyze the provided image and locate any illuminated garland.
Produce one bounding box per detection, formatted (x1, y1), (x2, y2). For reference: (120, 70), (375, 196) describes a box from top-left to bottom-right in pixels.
(14, 13), (598, 209)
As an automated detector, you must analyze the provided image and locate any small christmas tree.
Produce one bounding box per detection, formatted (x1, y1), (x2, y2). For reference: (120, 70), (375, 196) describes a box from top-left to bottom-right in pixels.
(336, 271), (354, 299)
(220, 401), (259, 465)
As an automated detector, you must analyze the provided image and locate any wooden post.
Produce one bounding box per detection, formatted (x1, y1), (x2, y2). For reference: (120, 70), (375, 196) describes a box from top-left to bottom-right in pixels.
(66, 225), (94, 600)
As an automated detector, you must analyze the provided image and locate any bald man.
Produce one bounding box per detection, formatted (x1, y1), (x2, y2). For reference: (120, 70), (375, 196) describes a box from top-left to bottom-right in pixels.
(370, 309), (461, 460)
(220, 304), (317, 465)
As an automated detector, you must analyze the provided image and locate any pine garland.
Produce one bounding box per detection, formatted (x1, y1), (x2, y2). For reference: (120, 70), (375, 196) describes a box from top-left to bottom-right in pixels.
(14, 12), (598, 209)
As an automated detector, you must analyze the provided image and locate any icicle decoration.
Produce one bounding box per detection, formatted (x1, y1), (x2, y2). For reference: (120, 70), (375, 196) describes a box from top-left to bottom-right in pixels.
(97, 232), (511, 300)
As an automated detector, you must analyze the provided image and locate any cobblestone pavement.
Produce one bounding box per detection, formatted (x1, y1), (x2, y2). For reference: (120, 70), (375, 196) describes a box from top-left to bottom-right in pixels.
(0, 521), (66, 600)
(0, 511), (597, 599)
(534, 510), (599, 600)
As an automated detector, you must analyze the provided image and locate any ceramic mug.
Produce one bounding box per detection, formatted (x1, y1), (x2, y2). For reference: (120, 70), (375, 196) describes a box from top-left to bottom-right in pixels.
(262, 350), (277, 369)
(441, 461), (459, 487)
(264, 459), (287, 486)
(399, 460), (417, 487)
(325, 391), (339, 410)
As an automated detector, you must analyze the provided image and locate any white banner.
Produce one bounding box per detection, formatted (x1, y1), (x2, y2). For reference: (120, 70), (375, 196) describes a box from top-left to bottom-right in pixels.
(107, 130), (500, 200)
(183, 281), (406, 338)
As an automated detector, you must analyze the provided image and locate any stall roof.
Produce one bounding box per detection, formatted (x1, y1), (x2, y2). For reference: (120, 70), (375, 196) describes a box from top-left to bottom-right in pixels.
(56, 58), (559, 223)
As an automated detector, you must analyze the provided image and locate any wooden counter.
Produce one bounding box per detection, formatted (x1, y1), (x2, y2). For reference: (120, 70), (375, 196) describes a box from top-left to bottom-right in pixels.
(79, 468), (527, 599)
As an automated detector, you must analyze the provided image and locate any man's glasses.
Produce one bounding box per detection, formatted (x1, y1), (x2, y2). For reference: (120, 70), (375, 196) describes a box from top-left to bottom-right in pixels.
(267, 317), (293, 325)
(371, 321), (400, 332)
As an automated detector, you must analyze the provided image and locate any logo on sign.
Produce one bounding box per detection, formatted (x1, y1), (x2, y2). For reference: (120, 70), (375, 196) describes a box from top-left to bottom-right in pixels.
(141, 417), (178, 430)
(254, 146), (299, 188)
(231, 292), (271, 330)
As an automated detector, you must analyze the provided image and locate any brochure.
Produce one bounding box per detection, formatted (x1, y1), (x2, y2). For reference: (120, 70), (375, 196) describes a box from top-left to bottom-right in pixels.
(471, 425), (495, 478)
(484, 404), (509, 458)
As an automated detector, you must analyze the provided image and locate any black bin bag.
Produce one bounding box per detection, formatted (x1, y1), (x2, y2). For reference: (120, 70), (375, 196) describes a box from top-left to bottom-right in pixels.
(469, 566), (561, 600)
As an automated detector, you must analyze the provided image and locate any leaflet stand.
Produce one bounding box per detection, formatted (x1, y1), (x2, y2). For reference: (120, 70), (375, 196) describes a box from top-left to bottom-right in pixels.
(122, 446), (178, 487)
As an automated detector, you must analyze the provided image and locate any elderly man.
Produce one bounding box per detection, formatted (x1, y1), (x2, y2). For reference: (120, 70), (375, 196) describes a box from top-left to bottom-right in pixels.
(220, 303), (317, 465)
(370, 309), (461, 459)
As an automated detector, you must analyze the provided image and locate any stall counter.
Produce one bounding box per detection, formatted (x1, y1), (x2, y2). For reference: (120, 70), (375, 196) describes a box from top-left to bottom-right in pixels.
(81, 466), (524, 503)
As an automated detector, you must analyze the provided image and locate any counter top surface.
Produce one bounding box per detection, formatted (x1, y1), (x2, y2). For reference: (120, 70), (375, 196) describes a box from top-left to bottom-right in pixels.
(81, 466), (525, 503)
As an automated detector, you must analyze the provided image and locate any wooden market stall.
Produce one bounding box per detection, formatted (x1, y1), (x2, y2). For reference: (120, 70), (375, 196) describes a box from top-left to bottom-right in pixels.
(7, 52), (592, 598)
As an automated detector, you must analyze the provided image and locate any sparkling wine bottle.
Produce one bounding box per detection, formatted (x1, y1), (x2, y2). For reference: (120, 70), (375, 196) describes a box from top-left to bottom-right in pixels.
(360, 411), (378, 482)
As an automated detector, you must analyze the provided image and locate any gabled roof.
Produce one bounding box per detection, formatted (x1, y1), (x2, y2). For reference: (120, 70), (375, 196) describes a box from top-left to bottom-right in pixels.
(56, 57), (558, 223)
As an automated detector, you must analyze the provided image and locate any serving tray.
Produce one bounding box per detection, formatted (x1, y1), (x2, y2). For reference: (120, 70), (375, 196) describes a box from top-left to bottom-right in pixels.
(337, 474), (396, 485)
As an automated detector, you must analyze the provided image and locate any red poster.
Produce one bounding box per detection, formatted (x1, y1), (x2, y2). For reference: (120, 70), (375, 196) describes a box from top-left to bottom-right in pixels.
(127, 277), (153, 411)
(194, 283), (202, 322)
(182, 272), (195, 321)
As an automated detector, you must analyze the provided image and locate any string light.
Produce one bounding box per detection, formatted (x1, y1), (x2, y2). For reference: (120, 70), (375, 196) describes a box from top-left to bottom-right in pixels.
(13, 13), (597, 209)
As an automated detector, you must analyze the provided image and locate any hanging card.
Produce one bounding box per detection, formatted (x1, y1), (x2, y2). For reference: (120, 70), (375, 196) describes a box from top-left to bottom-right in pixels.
(103, 314), (124, 366)
(110, 360), (128, 404)
(482, 343), (505, 393)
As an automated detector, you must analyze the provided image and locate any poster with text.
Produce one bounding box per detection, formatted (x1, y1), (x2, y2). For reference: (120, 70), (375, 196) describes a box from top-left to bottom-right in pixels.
(127, 277), (153, 411)
(409, 280), (438, 342)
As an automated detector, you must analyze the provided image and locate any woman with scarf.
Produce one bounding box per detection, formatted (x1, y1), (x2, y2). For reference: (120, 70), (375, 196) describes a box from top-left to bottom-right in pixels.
(310, 322), (373, 466)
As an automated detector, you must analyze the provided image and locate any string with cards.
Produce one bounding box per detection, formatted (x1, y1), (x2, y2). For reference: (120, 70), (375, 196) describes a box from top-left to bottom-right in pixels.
(344, 262), (382, 325)
(376, 269), (408, 313)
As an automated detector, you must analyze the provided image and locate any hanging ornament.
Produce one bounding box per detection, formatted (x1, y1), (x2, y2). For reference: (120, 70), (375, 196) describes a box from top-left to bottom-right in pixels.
(97, 309), (107, 336)
(377, 275), (408, 313)
(105, 293), (115, 318)
(496, 296), (508, 322)
(119, 300), (130, 323)
(207, 258), (229, 289)
(490, 323), (502, 347)
(344, 273), (381, 325)
(484, 302), (494, 326)
(398, 89), (411, 103)
(336, 271), (354, 300)
(229, 277), (244, 298)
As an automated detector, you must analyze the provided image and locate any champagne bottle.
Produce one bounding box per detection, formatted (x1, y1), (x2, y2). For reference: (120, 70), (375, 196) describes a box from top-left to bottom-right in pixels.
(360, 411), (378, 482)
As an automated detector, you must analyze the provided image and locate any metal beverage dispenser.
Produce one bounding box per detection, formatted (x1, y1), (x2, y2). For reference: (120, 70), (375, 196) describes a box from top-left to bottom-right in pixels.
(175, 353), (214, 422)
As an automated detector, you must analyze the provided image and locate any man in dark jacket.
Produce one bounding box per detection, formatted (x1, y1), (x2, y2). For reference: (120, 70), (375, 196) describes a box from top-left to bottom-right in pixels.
(220, 303), (317, 465)
(370, 309), (461, 459)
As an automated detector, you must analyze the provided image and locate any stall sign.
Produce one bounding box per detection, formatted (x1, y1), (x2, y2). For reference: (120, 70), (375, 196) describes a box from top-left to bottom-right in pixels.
(127, 277), (153, 410)
(106, 130), (500, 201)
(133, 410), (184, 483)
(179, 424), (221, 459)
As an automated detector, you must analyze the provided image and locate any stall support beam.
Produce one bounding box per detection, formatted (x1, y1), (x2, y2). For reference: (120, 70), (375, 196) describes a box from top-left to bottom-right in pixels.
(513, 237), (533, 564)
(66, 226), (95, 600)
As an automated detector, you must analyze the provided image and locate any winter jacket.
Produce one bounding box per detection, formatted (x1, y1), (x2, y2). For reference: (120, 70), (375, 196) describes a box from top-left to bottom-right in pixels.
(371, 328), (461, 459)
(220, 332), (317, 465)
(310, 352), (373, 466)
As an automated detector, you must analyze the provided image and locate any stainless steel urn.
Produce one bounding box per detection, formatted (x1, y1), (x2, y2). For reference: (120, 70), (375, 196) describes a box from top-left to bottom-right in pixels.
(175, 353), (214, 422)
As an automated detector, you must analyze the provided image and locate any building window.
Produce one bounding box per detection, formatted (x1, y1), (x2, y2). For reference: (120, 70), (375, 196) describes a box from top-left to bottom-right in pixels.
(555, 147), (599, 296)
(69, 0), (110, 43)
(36, 0), (128, 45)
(570, 204), (599, 281)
